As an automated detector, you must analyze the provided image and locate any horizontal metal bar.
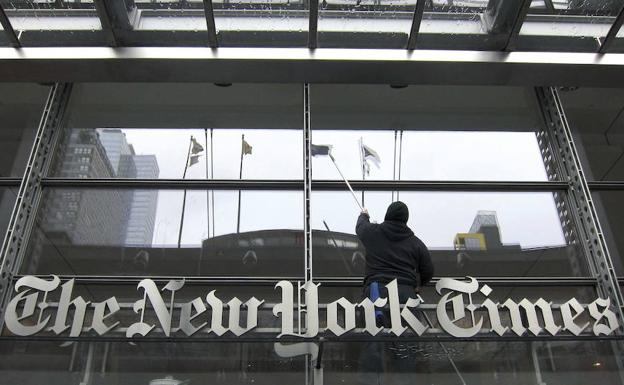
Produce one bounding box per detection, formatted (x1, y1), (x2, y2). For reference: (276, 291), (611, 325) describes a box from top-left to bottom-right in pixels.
(2, 47), (624, 86)
(39, 178), (569, 192)
(11, 274), (598, 287)
(0, 333), (620, 343)
(588, 181), (624, 191)
(0, 178), (21, 187)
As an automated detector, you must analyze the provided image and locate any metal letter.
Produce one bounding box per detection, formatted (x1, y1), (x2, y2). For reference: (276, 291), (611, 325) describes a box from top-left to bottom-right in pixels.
(274, 280), (319, 338)
(479, 284), (508, 336)
(51, 279), (90, 337)
(386, 279), (407, 336)
(5, 275), (60, 336)
(126, 279), (182, 337)
(227, 297), (264, 337)
(206, 290), (228, 336)
(400, 295), (428, 336)
(357, 297), (387, 336)
(588, 297), (619, 336)
(502, 298), (561, 336)
(92, 297), (120, 335)
(560, 298), (589, 336)
(326, 297), (356, 337)
(179, 297), (207, 337)
(435, 277), (483, 338)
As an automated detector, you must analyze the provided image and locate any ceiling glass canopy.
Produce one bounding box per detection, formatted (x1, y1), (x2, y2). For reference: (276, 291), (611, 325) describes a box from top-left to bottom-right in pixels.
(0, 0), (622, 52)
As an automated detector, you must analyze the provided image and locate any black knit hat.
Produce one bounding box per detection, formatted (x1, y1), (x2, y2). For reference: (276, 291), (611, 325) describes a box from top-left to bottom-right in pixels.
(384, 201), (409, 223)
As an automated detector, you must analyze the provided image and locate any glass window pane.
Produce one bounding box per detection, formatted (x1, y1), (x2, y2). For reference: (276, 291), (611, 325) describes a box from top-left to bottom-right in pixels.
(518, 0), (623, 51)
(0, 83), (49, 177)
(21, 188), (303, 277)
(592, 191), (624, 275)
(311, 85), (541, 132)
(0, 341), (306, 384)
(312, 130), (548, 181)
(321, 340), (620, 385)
(312, 191), (588, 277)
(66, 83), (302, 130)
(0, 0), (103, 45)
(50, 128), (302, 180)
(559, 87), (624, 182)
(317, 1), (513, 49)
(134, 0), (207, 31)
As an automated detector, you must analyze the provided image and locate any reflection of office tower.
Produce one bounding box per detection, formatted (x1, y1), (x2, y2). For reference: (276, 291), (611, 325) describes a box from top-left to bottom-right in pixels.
(126, 155), (159, 246)
(96, 129), (160, 246)
(454, 210), (520, 251)
(44, 129), (131, 245)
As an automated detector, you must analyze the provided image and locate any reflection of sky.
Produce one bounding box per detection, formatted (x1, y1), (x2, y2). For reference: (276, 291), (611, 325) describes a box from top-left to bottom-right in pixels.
(122, 129), (563, 249)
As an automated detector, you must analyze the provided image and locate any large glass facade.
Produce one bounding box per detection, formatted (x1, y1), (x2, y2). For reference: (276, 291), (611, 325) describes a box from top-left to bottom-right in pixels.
(0, 82), (622, 384)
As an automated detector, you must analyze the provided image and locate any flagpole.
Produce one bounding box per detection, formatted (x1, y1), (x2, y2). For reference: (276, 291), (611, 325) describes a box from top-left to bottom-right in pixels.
(177, 136), (193, 248)
(359, 137), (365, 207)
(329, 154), (364, 212)
(397, 130), (403, 201)
(236, 134), (245, 234)
(210, 129), (215, 237)
(204, 128), (210, 239)
(392, 130), (397, 202)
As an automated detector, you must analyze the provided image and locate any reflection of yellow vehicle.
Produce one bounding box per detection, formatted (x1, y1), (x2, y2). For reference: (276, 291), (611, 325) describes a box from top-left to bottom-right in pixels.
(454, 233), (487, 251)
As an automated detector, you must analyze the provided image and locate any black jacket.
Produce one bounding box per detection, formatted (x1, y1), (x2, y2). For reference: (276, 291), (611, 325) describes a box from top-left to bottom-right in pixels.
(356, 213), (434, 288)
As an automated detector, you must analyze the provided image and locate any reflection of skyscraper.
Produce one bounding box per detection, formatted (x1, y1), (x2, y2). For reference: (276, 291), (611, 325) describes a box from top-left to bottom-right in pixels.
(97, 129), (160, 246)
(43, 129), (132, 245)
(454, 210), (520, 251)
(126, 155), (159, 245)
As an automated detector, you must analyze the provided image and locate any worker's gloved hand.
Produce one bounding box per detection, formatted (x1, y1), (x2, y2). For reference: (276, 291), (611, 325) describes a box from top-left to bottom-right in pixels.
(361, 208), (368, 215)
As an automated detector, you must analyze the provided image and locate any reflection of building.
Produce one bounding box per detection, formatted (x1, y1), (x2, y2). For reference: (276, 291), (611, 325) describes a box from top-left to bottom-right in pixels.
(454, 210), (520, 251)
(126, 155), (159, 245)
(43, 129), (132, 245)
(44, 128), (160, 247)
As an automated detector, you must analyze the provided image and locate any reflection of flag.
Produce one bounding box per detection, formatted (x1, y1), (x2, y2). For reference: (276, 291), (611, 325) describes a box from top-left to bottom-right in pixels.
(311, 144), (332, 156)
(242, 138), (252, 155)
(191, 136), (204, 154)
(361, 141), (380, 175)
(189, 154), (202, 167)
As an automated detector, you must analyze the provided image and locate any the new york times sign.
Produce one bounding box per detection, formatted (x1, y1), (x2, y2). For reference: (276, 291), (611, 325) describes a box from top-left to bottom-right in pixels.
(4, 275), (619, 338)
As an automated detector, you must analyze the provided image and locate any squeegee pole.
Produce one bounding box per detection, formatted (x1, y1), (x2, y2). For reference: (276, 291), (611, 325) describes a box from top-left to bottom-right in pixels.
(329, 154), (364, 211)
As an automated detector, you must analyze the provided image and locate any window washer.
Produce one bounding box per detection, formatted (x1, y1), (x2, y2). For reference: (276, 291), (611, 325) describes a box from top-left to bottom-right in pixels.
(356, 201), (433, 304)
(356, 201), (434, 385)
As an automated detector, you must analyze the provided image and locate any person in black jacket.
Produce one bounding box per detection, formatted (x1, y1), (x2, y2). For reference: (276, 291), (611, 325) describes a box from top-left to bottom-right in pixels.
(356, 201), (434, 385)
(356, 201), (434, 291)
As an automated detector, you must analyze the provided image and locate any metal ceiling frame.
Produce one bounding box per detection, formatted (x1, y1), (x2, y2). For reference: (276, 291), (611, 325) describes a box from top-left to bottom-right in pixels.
(0, 2), (623, 52)
(1, 47), (624, 86)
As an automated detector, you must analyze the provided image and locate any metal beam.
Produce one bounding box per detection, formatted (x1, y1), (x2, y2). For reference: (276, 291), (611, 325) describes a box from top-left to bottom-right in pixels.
(406, 0), (426, 50)
(2, 48), (624, 86)
(202, 0), (218, 48)
(0, 5), (19, 48)
(503, 0), (532, 51)
(93, 0), (119, 47)
(38, 178), (569, 192)
(599, 4), (624, 54)
(308, 0), (319, 49)
(588, 181), (624, 191)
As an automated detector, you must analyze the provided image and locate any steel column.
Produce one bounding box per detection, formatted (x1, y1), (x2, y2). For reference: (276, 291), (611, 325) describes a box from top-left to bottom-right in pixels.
(599, 4), (624, 54)
(202, 0), (218, 48)
(0, 4), (19, 48)
(406, 0), (426, 50)
(0, 83), (72, 329)
(535, 86), (624, 331)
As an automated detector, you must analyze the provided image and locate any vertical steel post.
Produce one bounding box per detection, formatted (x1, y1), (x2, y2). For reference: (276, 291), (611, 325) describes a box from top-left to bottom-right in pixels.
(0, 83), (72, 328)
(304, 84), (313, 283)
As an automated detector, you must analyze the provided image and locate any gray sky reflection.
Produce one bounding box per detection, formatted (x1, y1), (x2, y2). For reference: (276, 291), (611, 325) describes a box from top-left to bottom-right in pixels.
(123, 129), (563, 249)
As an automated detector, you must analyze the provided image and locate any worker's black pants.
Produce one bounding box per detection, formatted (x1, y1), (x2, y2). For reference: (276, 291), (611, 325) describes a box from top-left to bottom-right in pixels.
(357, 281), (420, 385)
